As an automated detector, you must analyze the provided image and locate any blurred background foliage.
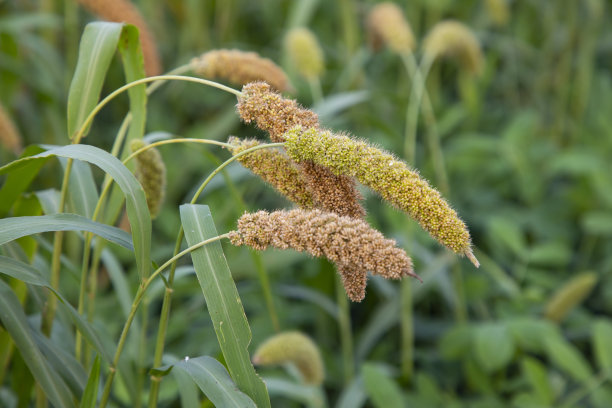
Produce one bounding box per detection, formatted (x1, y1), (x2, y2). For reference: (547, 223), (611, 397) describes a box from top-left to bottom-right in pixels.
(2, 0), (612, 407)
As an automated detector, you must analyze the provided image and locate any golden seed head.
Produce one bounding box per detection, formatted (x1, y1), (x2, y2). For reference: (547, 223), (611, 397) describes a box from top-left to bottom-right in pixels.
(544, 272), (598, 323)
(284, 126), (477, 264)
(229, 208), (418, 301)
(253, 331), (325, 385)
(284, 28), (325, 79)
(77, 0), (162, 76)
(227, 136), (314, 208)
(367, 2), (416, 54)
(236, 82), (365, 218)
(192, 49), (291, 92)
(0, 102), (22, 155)
(423, 20), (484, 75)
(130, 139), (166, 218)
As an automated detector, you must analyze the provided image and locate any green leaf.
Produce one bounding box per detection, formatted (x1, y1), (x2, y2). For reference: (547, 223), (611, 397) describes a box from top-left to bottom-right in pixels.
(544, 335), (592, 383)
(0, 256), (113, 362)
(593, 319), (612, 372)
(80, 355), (101, 408)
(59, 158), (99, 218)
(0, 279), (75, 408)
(521, 357), (553, 405)
(171, 356), (257, 408)
(473, 323), (515, 373)
(0, 214), (133, 250)
(0, 144), (151, 279)
(507, 318), (559, 353)
(361, 363), (405, 408)
(313, 90), (369, 120)
(117, 24), (147, 148)
(67, 22), (123, 139)
(180, 204), (270, 408)
(0, 145), (47, 217)
(439, 324), (473, 360)
(265, 378), (326, 408)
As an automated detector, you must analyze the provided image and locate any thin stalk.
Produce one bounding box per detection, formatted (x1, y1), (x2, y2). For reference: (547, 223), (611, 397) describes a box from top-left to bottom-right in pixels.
(148, 142), (284, 406)
(99, 234), (232, 408)
(336, 275), (354, 384)
(400, 277), (413, 383)
(308, 77), (324, 105)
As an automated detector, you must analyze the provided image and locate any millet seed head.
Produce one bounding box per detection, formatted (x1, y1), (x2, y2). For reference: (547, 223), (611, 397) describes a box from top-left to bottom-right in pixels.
(229, 208), (418, 301)
(367, 2), (416, 54)
(191, 49), (291, 92)
(77, 0), (162, 76)
(284, 28), (325, 80)
(227, 136), (314, 208)
(0, 102), (22, 155)
(423, 20), (484, 76)
(130, 139), (166, 218)
(284, 126), (478, 266)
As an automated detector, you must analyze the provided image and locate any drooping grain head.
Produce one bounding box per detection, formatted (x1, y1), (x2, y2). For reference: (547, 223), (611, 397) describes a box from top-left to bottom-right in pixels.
(130, 139), (166, 218)
(191, 49), (291, 92)
(229, 209), (418, 301)
(253, 331), (324, 385)
(227, 137), (314, 208)
(236, 82), (365, 218)
(77, 0), (162, 76)
(484, 0), (510, 27)
(284, 126), (478, 266)
(544, 272), (598, 323)
(423, 20), (484, 75)
(0, 103), (22, 155)
(367, 2), (416, 54)
(284, 28), (325, 80)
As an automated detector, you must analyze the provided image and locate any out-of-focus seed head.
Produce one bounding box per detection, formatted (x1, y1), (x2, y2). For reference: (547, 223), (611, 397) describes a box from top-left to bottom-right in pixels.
(253, 331), (324, 385)
(284, 28), (325, 80)
(192, 49), (291, 92)
(227, 137), (314, 208)
(229, 209), (418, 301)
(544, 272), (598, 323)
(77, 0), (162, 76)
(130, 139), (166, 218)
(484, 0), (510, 27)
(367, 2), (416, 54)
(284, 126), (478, 266)
(423, 20), (484, 75)
(0, 103), (22, 155)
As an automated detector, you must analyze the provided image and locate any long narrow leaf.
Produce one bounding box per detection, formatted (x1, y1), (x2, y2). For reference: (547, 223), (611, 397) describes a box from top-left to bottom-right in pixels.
(60, 158), (99, 218)
(67, 22), (122, 139)
(0, 280), (75, 408)
(180, 204), (271, 408)
(80, 355), (101, 408)
(0, 145), (47, 217)
(0, 214), (133, 250)
(171, 356), (257, 408)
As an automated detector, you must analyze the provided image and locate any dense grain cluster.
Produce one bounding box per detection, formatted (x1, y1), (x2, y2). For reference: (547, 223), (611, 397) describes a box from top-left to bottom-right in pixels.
(367, 2), (415, 54)
(0, 103), (21, 154)
(229, 209), (418, 301)
(130, 139), (166, 218)
(227, 137), (314, 208)
(284, 28), (325, 79)
(253, 331), (324, 385)
(237, 82), (365, 218)
(77, 0), (161, 76)
(191, 49), (291, 92)
(284, 127), (478, 265)
(423, 20), (483, 75)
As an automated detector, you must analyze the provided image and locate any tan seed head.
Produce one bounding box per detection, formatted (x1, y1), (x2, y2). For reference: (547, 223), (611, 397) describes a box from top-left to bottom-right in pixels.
(423, 20), (484, 75)
(367, 2), (416, 54)
(0, 103), (22, 155)
(284, 28), (325, 79)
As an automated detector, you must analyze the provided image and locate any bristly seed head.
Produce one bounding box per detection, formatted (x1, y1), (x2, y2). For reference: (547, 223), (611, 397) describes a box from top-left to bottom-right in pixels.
(191, 49), (291, 92)
(227, 137), (314, 208)
(284, 126), (478, 265)
(423, 20), (484, 76)
(130, 139), (166, 219)
(367, 2), (416, 54)
(229, 208), (419, 301)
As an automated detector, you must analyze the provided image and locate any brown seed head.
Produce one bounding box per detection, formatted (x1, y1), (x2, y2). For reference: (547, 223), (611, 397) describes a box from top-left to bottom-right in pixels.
(367, 2), (416, 54)
(227, 137), (314, 208)
(192, 49), (291, 92)
(130, 139), (166, 218)
(229, 208), (418, 301)
(77, 0), (162, 76)
(237, 82), (365, 218)
(0, 102), (22, 155)
(423, 20), (484, 75)
(284, 127), (478, 265)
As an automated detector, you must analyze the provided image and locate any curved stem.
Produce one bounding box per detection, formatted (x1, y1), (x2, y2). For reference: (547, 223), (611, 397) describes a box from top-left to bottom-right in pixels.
(99, 233), (231, 408)
(72, 75), (242, 144)
(123, 138), (232, 164)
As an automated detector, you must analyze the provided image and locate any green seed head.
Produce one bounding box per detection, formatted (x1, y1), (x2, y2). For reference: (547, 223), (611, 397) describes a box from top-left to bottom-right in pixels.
(284, 28), (325, 80)
(130, 139), (166, 219)
(423, 20), (484, 75)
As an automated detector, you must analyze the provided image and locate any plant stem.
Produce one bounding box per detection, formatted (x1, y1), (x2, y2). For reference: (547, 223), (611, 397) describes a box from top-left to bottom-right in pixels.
(336, 274), (354, 384)
(99, 234), (231, 408)
(400, 277), (413, 383)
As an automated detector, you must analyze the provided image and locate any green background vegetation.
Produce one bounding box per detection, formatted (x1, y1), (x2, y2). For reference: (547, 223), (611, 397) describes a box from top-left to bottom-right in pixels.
(1, 0), (612, 407)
